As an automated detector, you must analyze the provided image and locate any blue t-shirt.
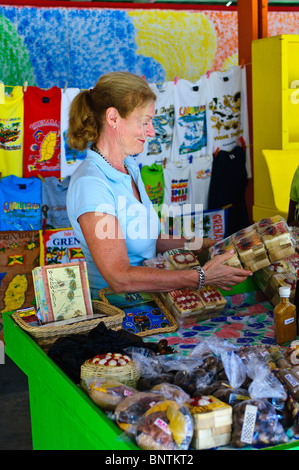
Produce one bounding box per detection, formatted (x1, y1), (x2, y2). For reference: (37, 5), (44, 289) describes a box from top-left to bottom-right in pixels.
(67, 148), (161, 292)
(0, 175), (42, 231)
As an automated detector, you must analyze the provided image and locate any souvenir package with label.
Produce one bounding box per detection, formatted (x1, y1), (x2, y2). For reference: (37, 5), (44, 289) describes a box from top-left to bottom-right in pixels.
(143, 254), (173, 270)
(198, 286), (227, 314)
(163, 249), (199, 270)
(256, 216), (295, 262)
(253, 253), (299, 305)
(85, 379), (136, 411)
(159, 288), (205, 326)
(135, 399), (194, 451)
(159, 285), (226, 326)
(209, 237), (242, 269)
(209, 216), (295, 273)
(235, 231), (270, 272)
(115, 392), (163, 439)
(189, 395), (232, 450)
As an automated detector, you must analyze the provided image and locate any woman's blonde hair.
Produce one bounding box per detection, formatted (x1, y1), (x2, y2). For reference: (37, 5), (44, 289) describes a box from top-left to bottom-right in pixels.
(67, 71), (156, 151)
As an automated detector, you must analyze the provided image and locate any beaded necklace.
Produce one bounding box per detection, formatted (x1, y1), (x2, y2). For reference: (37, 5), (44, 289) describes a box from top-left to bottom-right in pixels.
(91, 144), (129, 174)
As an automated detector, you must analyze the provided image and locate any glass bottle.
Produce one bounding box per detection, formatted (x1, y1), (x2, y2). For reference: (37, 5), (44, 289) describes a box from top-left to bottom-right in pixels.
(274, 286), (297, 345)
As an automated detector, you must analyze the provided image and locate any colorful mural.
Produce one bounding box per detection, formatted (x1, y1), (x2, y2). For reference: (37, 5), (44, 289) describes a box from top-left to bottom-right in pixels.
(0, 4), (299, 90)
(0, 5), (239, 89)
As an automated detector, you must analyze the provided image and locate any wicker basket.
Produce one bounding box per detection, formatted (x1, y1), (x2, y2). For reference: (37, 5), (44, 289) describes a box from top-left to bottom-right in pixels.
(98, 287), (178, 337)
(80, 356), (140, 391)
(12, 300), (125, 353)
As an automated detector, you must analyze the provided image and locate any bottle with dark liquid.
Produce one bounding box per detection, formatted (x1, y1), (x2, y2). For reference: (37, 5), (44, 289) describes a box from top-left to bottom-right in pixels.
(274, 286), (296, 345)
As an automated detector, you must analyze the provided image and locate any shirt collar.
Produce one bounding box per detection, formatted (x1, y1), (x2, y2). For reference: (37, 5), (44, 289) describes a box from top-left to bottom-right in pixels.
(88, 147), (135, 182)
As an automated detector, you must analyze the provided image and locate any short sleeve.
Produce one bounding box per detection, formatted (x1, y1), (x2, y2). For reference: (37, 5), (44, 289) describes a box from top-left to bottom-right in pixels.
(67, 174), (116, 223)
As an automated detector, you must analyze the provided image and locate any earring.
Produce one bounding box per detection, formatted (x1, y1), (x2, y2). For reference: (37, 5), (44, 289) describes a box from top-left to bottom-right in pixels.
(113, 125), (116, 129)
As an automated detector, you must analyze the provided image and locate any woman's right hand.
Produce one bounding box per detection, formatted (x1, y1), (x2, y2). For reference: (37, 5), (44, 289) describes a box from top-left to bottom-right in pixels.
(203, 250), (253, 291)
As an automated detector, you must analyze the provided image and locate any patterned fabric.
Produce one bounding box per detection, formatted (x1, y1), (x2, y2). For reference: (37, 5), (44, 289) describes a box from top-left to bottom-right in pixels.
(146, 290), (275, 355)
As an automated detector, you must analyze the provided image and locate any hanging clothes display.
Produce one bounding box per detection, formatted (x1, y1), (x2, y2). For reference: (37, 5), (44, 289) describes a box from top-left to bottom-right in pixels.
(135, 81), (175, 167)
(0, 86), (24, 178)
(205, 66), (251, 177)
(171, 78), (208, 161)
(189, 155), (213, 211)
(162, 160), (191, 208)
(41, 175), (71, 230)
(60, 88), (87, 179)
(207, 145), (249, 236)
(23, 86), (61, 178)
(0, 174), (42, 231)
(140, 163), (165, 207)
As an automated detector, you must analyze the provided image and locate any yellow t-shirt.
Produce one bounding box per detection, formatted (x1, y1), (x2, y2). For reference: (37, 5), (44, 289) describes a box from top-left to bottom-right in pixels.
(0, 86), (24, 177)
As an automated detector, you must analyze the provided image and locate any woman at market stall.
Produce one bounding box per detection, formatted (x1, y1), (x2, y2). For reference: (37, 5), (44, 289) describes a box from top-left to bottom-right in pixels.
(66, 71), (252, 299)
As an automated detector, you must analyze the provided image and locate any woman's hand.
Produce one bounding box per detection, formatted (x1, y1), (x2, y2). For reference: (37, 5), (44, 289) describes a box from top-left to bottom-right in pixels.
(202, 250), (253, 291)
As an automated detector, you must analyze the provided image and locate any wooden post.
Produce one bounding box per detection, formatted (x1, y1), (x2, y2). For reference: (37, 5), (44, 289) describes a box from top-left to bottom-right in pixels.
(238, 0), (268, 223)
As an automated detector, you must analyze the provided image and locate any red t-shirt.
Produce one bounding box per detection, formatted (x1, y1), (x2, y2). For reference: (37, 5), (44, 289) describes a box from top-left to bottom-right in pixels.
(23, 86), (61, 178)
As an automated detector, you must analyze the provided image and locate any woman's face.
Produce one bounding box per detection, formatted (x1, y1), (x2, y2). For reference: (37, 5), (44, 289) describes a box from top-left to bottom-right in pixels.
(116, 100), (156, 156)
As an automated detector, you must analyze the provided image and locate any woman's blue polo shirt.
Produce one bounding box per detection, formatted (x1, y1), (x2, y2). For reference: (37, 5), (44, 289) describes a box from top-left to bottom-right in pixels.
(67, 147), (160, 294)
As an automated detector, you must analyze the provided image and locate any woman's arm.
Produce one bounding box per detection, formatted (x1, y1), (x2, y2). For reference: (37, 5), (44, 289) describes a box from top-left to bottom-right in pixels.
(156, 234), (214, 254)
(79, 211), (252, 293)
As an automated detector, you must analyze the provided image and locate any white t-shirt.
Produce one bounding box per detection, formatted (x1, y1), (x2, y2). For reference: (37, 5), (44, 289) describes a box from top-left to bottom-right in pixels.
(60, 88), (87, 178)
(162, 160), (191, 208)
(205, 65), (251, 177)
(189, 155), (213, 211)
(171, 78), (208, 162)
(135, 81), (175, 167)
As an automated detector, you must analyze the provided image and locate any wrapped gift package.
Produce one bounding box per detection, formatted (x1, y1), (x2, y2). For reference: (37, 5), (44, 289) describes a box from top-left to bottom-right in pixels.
(190, 396), (232, 450)
(253, 253), (299, 306)
(210, 216), (296, 273)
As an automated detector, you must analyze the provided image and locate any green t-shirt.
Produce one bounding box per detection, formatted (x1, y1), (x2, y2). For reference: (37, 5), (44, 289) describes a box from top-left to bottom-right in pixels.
(290, 165), (299, 221)
(140, 163), (165, 208)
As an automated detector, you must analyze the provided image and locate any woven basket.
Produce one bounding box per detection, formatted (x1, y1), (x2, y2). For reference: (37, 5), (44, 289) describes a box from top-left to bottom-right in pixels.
(80, 357), (140, 391)
(98, 287), (178, 337)
(12, 300), (125, 353)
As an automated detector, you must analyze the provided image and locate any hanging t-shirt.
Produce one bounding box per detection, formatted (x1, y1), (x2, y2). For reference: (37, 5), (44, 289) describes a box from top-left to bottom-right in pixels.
(60, 88), (87, 178)
(140, 163), (165, 209)
(0, 175), (42, 231)
(23, 86), (61, 178)
(206, 65), (251, 177)
(135, 81), (175, 168)
(189, 155), (213, 211)
(0, 86), (24, 178)
(41, 175), (71, 229)
(171, 78), (208, 162)
(207, 146), (249, 236)
(162, 160), (191, 208)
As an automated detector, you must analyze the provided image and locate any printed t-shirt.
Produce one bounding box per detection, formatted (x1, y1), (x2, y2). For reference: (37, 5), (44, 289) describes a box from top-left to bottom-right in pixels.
(135, 82), (175, 168)
(189, 155), (213, 211)
(23, 86), (61, 178)
(41, 175), (71, 229)
(0, 86), (24, 177)
(140, 163), (165, 208)
(67, 148), (161, 293)
(290, 165), (299, 221)
(0, 175), (42, 231)
(162, 160), (191, 208)
(171, 78), (208, 161)
(205, 65), (251, 177)
(60, 88), (87, 178)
